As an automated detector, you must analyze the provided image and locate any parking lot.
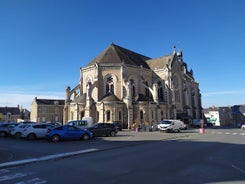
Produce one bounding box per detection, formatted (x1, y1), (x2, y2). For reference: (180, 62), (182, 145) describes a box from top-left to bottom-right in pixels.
(1, 127), (244, 168)
(1, 127), (245, 184)
(0, 128), (198, 166)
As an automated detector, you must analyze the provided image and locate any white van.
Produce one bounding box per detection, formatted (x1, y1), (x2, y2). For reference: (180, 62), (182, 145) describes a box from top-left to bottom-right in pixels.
(82, 117), (93, 126)
(66, 120), (88, 129)
(158, 119), (184, 132)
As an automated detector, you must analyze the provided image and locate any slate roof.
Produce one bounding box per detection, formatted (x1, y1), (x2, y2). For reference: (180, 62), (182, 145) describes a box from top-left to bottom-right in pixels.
(100, 91), (121, 102)
(72, 94), (86, 104)
(86, 44), (151, 69)
(0, 107), (20, 115)
(147, 54), (174, 70)
(35, 99), (65, 105)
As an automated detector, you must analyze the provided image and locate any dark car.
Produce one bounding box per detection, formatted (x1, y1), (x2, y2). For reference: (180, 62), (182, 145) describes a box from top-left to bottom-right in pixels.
(0, 122), (18, 137)
(113, 121), (122, 131)
(87, 123), (118, 137)
(47, 125), (93, 143)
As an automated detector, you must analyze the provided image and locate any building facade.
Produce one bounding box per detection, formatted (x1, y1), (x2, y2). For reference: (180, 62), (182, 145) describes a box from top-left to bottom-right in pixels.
(31, 97), (65, 123)
(232, 105), (245, 127)
(0, 106), (30, 122)
(63, 44), (202, 128)
(203, 106), (232, 126)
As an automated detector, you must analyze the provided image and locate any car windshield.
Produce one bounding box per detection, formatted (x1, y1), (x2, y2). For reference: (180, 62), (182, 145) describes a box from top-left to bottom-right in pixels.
(160, 121), (172, 124)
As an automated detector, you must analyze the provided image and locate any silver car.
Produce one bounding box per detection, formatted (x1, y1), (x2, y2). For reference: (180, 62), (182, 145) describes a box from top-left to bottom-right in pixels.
(21, 123), (58, 140)
(10, 123), (34, 138)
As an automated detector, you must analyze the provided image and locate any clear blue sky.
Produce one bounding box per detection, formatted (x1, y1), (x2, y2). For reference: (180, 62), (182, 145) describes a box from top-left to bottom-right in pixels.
(1, 0), (245, 110)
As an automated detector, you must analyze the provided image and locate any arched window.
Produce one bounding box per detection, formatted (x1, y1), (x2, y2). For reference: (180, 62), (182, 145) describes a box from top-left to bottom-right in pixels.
(140, 110), (144, 120)
(130, 79), (136, 97)
(132, 86), (136, 97)
(173, 76), (180, 102)
(106, 110), (111, 121)
(80, 111), (84, 119)
(105, 75), (114, 94)
(157, 81), (164, 102)
(119, 111), (122, 121)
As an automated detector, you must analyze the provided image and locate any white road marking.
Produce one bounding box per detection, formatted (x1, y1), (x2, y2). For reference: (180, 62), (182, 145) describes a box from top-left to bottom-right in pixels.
(0, 148), (99, 169)
(0, 169), (9, 173)
(0, 172), (27, 181)
(232, 165), (245, 174)
(210, 131), (245, 136)
(15, 177), (47, 184)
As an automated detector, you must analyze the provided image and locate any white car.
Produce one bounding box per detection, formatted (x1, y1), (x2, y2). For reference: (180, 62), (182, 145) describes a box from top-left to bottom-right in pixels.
(179, 120), (187, 130)
(158, 120), (184, 132)
(241, 124), (245, 130)
(10, 123), (34, 138)
(66, 120), (89, 129)
(21, 123), (56, 140)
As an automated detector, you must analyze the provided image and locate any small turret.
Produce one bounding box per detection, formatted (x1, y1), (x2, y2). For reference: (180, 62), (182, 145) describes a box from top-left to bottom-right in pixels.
(173, 45), (176, 54)
(177, 50), (183, 58)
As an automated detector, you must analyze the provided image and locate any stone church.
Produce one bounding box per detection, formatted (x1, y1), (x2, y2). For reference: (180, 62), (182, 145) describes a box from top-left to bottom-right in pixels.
(63, 43), (202, 128)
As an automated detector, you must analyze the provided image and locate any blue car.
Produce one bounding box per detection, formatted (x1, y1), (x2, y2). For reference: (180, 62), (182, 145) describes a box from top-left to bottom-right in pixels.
(47, 125), (93, 142)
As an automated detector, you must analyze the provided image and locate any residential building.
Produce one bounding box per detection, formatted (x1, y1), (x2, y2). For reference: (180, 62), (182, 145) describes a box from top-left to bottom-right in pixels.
(0, 105), (30, 122)
(31, 97), (65, 123)
(203, 106), (232, 126)
(232, 105), (245, 127)
(63, 43), (202, 128)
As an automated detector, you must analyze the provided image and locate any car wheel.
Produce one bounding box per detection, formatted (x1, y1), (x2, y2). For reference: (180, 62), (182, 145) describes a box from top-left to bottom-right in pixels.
(0, 131), (7, 137)
(27, 133), (36, 140)
(15, 132), (21, 138)
(52, 135), (60, 143)
(82, 134), (90, 140)
(110, 131), (116, 137)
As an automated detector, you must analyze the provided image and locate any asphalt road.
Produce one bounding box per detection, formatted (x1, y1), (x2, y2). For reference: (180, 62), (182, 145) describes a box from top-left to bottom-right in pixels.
(0, 128), (245, 184)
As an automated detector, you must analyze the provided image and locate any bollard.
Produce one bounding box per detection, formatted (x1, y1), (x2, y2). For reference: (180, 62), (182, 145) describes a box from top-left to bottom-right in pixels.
(199, 128), (205, 134)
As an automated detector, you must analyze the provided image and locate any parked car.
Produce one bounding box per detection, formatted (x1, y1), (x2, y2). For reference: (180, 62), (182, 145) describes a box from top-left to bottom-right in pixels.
(10, 123), (35, 138)
(0, 122), (18, 137)
(158, 120), (183, 133)
(47, 125), (93, 143)
(43, 122), (61, 126)
(192, 119), (201, 127)
(87, 123), (118, 137)
(82, 116), (94, 126)
(179, 120), (187, 130)
(21, 123), (58, 140)
(241, 124), (245, 130)
(113, 121), (122, 131)
(66, 120), (88, 129)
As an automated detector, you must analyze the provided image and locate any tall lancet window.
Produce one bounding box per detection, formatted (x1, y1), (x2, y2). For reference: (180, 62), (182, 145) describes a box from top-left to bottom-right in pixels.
(106, 75), (114, 93)
(173, 76), (180, 102)
(157, 81), (164, 102)
(130, 79), (136, 97)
